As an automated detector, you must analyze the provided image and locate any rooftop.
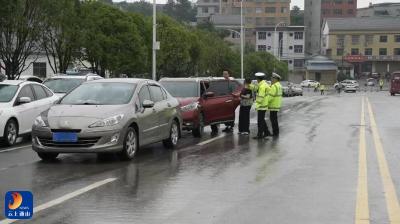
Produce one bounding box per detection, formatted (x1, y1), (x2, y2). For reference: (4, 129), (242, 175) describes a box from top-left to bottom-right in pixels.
(358, 2), (400, 9)
(210, 15), (240, 26)
(0, 80), (25, 85)
(256, 26), (305, 31)
(90, 78), (152, 84)
(324, 17), (400, 31)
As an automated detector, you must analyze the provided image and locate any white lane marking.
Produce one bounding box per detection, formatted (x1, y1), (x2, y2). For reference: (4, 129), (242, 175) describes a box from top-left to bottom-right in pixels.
(197, 134), (226, 146)
(0, 144), (31, 153)
(0, 178), (117, 224)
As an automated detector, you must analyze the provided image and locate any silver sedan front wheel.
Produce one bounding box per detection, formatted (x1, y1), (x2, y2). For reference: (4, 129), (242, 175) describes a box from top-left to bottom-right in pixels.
(118, 127), (138, 160)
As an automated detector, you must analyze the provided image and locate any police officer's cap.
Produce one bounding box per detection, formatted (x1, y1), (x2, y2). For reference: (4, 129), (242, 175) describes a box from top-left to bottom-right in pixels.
(272, 73), (281, 80)
(255, 72), (266, 77)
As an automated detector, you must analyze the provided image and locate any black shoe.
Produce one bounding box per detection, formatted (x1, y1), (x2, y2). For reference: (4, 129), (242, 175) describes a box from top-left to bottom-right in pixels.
(263, 132), (272, 138)
(222, 127), (233, 133)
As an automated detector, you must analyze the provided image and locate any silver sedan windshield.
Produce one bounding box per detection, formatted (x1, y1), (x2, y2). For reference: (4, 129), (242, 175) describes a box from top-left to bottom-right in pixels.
(60, 83), (136, 105)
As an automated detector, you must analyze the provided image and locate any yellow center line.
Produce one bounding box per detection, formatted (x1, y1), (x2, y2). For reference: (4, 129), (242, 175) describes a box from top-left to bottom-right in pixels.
(355, 97), (370, 224)
(366, 97), (400, 224)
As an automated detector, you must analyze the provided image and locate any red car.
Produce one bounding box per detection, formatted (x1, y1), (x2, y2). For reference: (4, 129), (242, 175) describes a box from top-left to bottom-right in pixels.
(390, 72), (400, 96)
(160, 77), (242, 137)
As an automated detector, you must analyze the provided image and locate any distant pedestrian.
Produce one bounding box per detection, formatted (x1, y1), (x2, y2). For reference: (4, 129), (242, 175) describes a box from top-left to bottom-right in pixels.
(320, 84), (325, 95)
(336, 81), (342, 94)
(222, 70), (234, 132)
(268, 73), (283, 137)
(238, 78), (253, 135)
(250, 72), (271, 139)
(314, 83), (319, 92)
(379, 79), (384, 91)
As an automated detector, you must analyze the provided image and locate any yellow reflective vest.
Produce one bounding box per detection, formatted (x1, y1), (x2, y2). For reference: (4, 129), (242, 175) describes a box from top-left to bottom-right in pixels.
(250, 80), (270, 111)
(268, 82), (282, 111)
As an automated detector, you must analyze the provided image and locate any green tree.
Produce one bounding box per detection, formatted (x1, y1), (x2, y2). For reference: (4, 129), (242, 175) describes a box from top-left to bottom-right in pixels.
(156, 16), (194, 78)
(80, 1), (148, 77)
(195, 30), (240, 77)
(163, 0), (196, 23)
(244, 52), (288, 80)
(291, 6), (304, 26)
(41, 0), (81, 74)
(116, 0), (153, 17)
(0, 0), (43, 79)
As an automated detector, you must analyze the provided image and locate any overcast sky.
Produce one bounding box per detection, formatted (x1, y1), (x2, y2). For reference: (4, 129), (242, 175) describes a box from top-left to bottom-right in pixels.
(291, 0), (400, 9)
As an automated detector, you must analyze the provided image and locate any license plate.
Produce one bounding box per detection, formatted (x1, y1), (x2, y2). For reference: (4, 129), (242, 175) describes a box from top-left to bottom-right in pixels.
(52, 132), (78, 143)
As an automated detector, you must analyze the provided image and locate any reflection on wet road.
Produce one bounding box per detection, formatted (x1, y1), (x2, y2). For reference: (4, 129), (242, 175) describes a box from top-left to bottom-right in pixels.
(1, 92), (400, 224)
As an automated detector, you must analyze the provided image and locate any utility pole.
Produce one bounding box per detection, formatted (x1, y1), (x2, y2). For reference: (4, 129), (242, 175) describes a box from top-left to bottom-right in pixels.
(152, 0), (157, 81)
(240, 0), (244, 79)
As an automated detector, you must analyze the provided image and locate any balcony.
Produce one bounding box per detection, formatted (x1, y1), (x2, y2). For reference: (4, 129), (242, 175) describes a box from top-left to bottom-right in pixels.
(365, 55), (400, 61)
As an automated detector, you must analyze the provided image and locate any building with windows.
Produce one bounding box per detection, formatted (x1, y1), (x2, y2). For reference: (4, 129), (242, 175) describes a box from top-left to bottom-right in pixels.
(0, 54), (53, 79)
(321, 17), (400, 76)
(196, 0), (221, 23)
(304, 0), (357, 55)
(357, 2), (400, 18)
(197, 0), (290, 27)
(196, 0), (291, 45)
(255, 26), (305, 73)
(305, 55), (338, 84)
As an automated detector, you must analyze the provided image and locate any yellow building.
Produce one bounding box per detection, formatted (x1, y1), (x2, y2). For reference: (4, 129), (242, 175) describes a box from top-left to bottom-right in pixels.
(197, 0), (291, 46)
(322, 18), (400, 77)
(224, 0), (290, 29)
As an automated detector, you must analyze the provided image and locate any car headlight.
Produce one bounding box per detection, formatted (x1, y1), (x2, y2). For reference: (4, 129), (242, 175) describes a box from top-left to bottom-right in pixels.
(180, 102), (199, 112)
(34, 116), (48, 127)
(89, 114), (124, 128)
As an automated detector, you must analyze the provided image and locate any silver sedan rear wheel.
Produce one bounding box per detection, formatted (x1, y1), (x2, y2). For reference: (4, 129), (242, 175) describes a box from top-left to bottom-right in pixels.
(163, 120), (179, 149)
(4, 120), (18, 146)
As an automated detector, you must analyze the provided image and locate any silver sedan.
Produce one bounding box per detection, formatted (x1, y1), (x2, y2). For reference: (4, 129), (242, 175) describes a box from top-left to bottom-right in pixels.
(32, 79), (182, 161)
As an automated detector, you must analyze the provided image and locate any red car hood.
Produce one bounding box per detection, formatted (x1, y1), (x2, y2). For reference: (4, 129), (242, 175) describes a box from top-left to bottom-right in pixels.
(176, 97), (199, 106)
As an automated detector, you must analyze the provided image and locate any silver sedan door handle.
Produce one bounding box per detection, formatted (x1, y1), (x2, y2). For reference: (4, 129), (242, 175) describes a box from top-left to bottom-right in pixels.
(225, 100), (233, 103)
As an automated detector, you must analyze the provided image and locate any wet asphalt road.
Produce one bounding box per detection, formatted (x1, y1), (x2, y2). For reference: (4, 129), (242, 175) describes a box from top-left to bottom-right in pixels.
(0, 90), (399, 224)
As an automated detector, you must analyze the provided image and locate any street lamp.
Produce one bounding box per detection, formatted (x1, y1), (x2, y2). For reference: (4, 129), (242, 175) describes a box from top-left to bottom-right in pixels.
(152, 0), (157, 81)
(225, 28), (244, 79)
(240, 0), (244, 79)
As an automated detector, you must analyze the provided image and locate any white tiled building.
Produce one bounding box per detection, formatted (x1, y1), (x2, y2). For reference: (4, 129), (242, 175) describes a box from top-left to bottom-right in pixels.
(255, 26), (305, 71)
(0, 54), (55, 79)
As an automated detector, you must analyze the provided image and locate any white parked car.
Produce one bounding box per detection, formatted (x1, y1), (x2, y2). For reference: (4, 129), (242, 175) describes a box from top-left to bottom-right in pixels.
(301, 80), (320, 88)
(43, 73), (103, 98)
(18, 76), (43, 83)
(344, 84), (357, 92)
(0, 80), (59, 146)
(366, 78), (375, 87)
(334, 80), (359, 89)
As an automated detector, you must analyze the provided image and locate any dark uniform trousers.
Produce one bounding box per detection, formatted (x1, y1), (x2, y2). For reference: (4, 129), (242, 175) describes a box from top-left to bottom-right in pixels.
(270, 111), (279, 136)
(257, 110), (271, 137)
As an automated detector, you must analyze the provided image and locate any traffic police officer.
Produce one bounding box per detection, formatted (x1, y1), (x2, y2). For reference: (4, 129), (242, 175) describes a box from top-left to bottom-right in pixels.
(379, 79), (384, 91)
(250, 72), (271, 139)
(269, 73), (283, 137)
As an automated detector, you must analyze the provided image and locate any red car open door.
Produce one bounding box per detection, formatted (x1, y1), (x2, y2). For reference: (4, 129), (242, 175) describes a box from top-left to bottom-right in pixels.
(200, 80), (240, 125)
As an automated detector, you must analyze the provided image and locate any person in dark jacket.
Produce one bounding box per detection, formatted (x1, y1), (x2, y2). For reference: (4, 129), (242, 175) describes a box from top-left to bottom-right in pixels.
(238, 78), (253, 135)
